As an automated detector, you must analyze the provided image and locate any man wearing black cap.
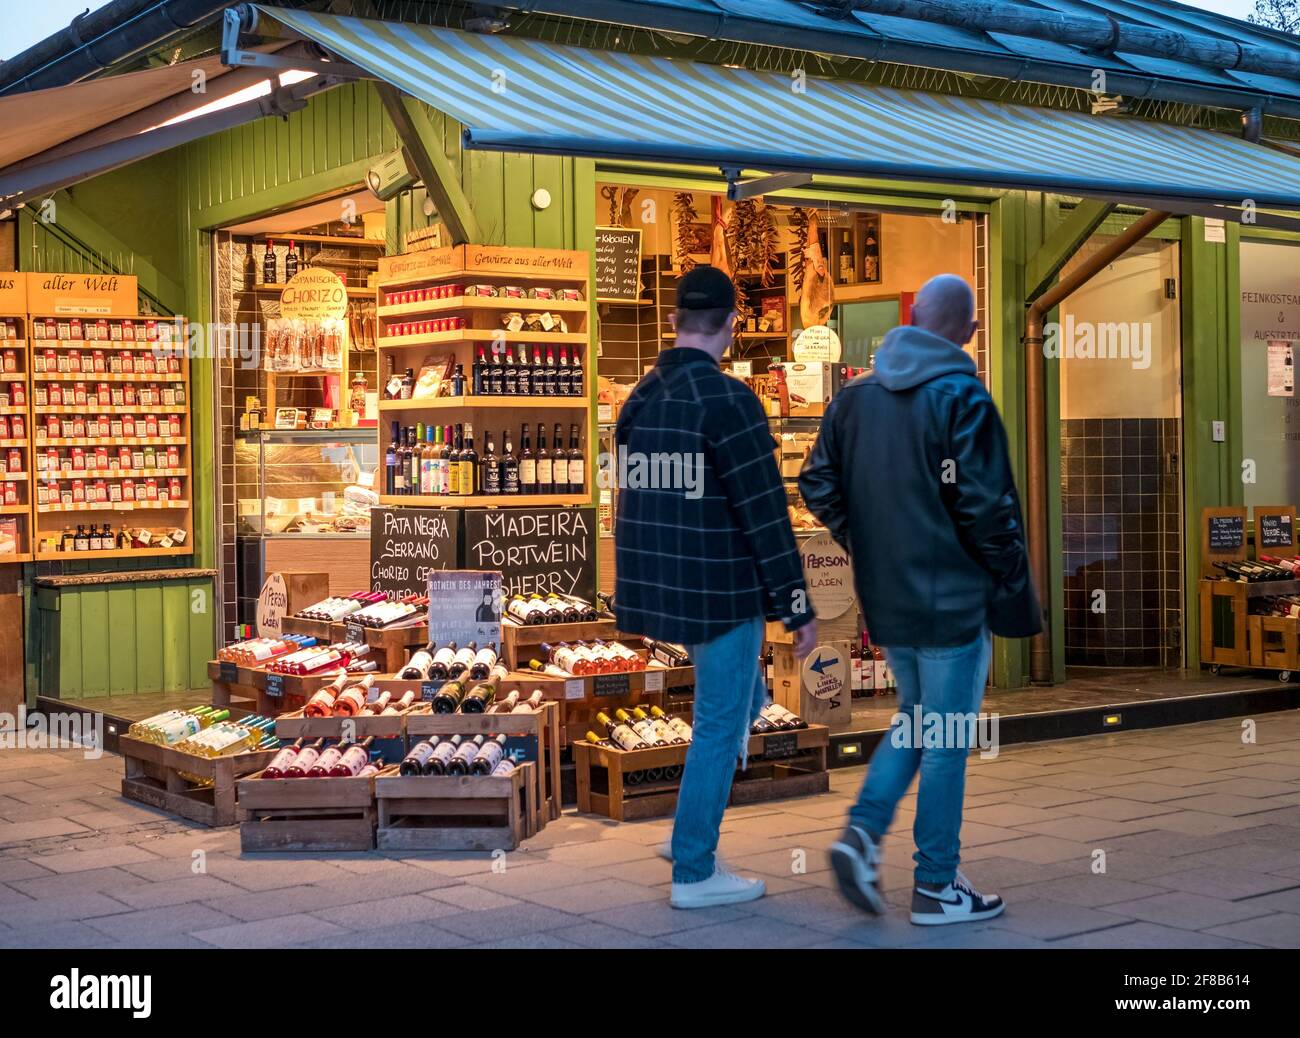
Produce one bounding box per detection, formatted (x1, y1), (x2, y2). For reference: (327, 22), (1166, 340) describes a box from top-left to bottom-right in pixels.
(615, 265), (817, 909)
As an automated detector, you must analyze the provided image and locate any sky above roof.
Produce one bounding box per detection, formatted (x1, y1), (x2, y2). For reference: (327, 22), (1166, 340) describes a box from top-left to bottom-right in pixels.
(0, 0), (1267, 60)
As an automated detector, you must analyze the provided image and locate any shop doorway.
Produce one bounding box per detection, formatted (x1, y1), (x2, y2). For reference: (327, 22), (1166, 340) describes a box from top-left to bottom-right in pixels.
(209, 192), (386, 636)
(1059, 239), (1185, 668)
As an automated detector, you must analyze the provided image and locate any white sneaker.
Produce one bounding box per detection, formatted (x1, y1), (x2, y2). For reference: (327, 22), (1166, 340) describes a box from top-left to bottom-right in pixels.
(657, 833), (673, 861)
(910, 870), (1005, 926)
(670, 865), (766, 909)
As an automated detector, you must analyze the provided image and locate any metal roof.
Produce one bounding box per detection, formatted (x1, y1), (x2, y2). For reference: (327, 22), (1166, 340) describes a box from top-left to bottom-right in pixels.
(258, 7), (1300, 210)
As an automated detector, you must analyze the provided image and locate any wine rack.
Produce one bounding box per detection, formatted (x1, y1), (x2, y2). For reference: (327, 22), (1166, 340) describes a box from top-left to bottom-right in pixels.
(28, 315), (194, 560)
(0, 315), (32, 561)
(375, 244), (592, 509)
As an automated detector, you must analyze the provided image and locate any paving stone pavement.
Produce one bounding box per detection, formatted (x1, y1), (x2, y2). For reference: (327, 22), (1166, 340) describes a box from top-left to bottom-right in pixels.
(2, 712), (1300, 948)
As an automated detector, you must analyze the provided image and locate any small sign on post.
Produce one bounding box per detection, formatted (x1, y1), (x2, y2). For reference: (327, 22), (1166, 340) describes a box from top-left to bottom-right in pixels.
(1201, 506), (1247, 579)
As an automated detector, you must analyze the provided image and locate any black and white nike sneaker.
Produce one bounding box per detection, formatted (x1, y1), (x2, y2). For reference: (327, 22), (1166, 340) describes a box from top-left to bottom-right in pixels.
(910, 871), (1004, 925)
(829, 824), (885, 915)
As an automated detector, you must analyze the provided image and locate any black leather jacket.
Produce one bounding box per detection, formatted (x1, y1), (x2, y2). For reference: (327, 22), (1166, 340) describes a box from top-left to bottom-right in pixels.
(798, 326), (1042, 647)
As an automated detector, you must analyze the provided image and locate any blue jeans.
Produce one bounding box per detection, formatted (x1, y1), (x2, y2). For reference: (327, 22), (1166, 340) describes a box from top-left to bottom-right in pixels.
(849, 629), (990, 885)
(672, 616), (766, 884)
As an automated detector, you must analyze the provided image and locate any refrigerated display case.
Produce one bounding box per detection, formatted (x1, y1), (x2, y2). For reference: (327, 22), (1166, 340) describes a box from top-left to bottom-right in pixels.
(234, 427), (378, 622)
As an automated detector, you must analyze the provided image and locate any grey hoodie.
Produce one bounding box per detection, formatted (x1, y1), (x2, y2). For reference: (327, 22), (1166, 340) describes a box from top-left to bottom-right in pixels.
(870, 324), (976, 391)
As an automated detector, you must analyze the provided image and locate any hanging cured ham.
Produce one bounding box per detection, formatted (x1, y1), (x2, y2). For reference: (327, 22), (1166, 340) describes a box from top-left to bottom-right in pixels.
(800, 209), (833, 328)
(709, 195), (733, 280)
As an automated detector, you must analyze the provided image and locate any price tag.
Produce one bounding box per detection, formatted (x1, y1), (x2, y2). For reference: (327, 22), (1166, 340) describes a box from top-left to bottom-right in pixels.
(593, 673), (631, 697)
(762, 731), (798, 760)
(421, 681), (443, 702)
(264, 673), (284, 699)
(218, 661), (237, 684)
(564, 678), (585, 701)
(345, 622), (364, 644)
(643, 670), (664, 692)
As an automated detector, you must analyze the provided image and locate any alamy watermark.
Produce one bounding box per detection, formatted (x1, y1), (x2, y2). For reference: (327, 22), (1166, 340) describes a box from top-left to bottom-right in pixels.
(597, 447), (704, 500)
(0, 706), (104, 760)
(888, 705), (1001, 759)
(1042, 316), (1153, 370)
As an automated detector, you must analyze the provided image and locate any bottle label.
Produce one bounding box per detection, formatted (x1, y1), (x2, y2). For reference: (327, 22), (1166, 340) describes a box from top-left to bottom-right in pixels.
(553, 459), (569, 487)
(432, 646), (457, 667)
(460, 461), (475, 494)
(520, 458), (536, 486)
(568, 459), (584, 488)
(483, 461), (500, 493)
(537, 459), (553, 485)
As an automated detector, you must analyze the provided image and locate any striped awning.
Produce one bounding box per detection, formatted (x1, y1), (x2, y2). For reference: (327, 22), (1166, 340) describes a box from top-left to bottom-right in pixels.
(257, 6), (1300, 210)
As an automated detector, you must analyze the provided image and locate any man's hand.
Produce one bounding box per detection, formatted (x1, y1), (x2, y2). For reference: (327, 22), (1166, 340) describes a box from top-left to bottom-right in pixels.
(792, 619), (818, 660)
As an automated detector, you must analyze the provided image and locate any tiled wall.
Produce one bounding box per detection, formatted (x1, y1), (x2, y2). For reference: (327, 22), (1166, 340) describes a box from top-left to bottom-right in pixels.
(1061, 417), (1183, 667)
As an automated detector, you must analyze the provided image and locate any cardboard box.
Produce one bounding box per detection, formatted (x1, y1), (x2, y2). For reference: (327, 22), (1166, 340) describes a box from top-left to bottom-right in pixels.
(779, 361), (836, 417)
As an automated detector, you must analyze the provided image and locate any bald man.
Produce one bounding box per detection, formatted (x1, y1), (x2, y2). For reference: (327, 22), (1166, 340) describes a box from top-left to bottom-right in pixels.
(800, 274), (1040, 926)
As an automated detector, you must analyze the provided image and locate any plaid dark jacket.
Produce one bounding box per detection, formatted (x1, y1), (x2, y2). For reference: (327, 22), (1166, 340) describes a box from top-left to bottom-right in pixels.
(613, 348), (812, 646)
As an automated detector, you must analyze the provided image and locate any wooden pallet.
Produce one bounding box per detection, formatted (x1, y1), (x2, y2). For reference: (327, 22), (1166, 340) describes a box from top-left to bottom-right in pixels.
(374, 762), (534, 851)
(119, 734), (276, 827)
(574, 724), (829, 821)
(406, 700), (561, 824)
(236, 771), (378, 852)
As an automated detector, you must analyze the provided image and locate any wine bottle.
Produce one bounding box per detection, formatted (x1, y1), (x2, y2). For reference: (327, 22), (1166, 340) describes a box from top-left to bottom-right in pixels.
(332, 677), (375, 718)
(519, 423), (537, 495)
(430, 677), (468, 714)
(616, 707), (666, 746)
(330, 736), (376, 777)
(285, 240), (300, 280)
(400, 744), (436, 775)
(262, 738), (304, 780)
(596, 710), (648, 750)
(459, 671), (500, 714)
(470, 735), (510, 775)
(490, 690), (520, 713)
(282, 738), (326, 777)
(643, 637), (690, 667)
(400, 642), (436, 680)
(650, 705), (693, 742)
(428, 642), (456, 680)
(460, 423), (478, 495)
(512, 689), (546, 713)
(566, 424), (584, 495)
(262, 240), (277, 284)
(425, 735), (461, 775)
(448, 641), (478, 679)
(501, 429), (519, 494)
(308, 741), (349, 776)
(536, 423), (552, 493)
(469, 642), (498, 680)
(482, 431), (500, 495)
(552, 422), (569, 494)
(447, 734), (485, 775)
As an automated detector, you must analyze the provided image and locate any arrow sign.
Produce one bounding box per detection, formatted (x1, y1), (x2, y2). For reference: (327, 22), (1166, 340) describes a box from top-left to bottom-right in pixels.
(809, 652), (837, 675)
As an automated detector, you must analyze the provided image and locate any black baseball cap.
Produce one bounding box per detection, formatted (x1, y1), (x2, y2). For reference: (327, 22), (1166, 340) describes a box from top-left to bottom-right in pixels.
(676, 265), (736, 311)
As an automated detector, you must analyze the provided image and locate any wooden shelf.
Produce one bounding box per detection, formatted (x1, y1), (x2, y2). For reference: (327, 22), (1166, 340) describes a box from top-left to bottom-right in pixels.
(378, 493), (589, 508)
(0, 504), (28, 515)
(33, 545), (191, 561)
(33, 404), (187, 415)
(0, 406), (27, 415)
(37, 468), (186, 479)
(381, 269), (585, 289)
(36, 437), (186, 447)
(379, 396), (586, 412)
(250, 234), (384, 248)
(38, 500), (190, 513)
(0, 439), (26, 448)
(31, 340), (178, 352)
(378, 296), (588, 318)
(2, 472), (29, 481)
(33, 372), (186, 382)
(378, 329), (587, 348)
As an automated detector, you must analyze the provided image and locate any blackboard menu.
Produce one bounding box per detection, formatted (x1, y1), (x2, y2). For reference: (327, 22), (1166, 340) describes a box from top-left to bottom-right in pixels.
(1258, 512), (1294, 549)
(1208, 515), (1244, 550)
(370, 506), (460, 599)
(461, 506), (597, 603)
(595, 226), (643, 303)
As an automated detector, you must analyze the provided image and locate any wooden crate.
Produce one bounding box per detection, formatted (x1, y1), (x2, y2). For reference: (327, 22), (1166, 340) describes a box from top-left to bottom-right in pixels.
(236, 771), (378, 852)
(1247, 614), (1300, 673)
(501, 617), (618, 670)
(273, 708), (406, 741)
(374, 762), (534, 851)
(551, 664), (693, 746)
(119, 734), (277, 827)
(574, 724), (830, 821)
(406, 700), (560, 824)
(1199, 579), (1251, 667)
(281, 615), (426, 674)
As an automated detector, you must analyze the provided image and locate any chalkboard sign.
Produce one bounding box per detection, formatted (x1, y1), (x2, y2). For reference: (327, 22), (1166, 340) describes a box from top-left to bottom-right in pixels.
(1201, 506), (1248, 578)
(1208, 515), (1244, 550)
(593, 673), (631, 697)
(461, 506), (597, 602)
(594, 226), (643, 303)
(1254, 506), (1296, 551)
(370, 506), (461, 599)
